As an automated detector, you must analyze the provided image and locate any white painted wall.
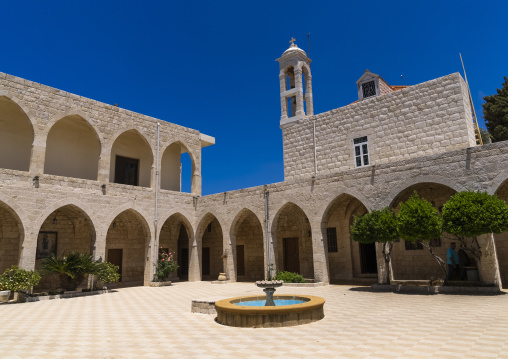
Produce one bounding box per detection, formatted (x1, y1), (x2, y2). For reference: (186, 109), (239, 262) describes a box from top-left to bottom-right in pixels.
(44, 116), (100, 180)
(0, 97), (33, 171)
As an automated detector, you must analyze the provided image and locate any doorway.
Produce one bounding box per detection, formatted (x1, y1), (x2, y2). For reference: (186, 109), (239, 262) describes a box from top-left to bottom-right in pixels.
(108, 248), (123, 281)
(283, 237), (300, 273)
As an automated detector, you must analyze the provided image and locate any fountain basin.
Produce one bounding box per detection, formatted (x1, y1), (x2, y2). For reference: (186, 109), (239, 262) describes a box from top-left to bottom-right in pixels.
(215, 295), (325, 328)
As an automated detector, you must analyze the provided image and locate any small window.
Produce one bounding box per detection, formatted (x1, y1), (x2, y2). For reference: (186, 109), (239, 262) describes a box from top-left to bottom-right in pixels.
(207, 223), (212, 232)
(353, 136), (370, 167)
(326, 227), (338, 253)
(405, 241), (423, 250)
(362, 81), (376, 98)
(114, 156), (139, 186)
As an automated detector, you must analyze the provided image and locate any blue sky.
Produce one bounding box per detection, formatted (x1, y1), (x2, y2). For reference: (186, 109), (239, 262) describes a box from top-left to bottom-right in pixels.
(1, 1), (506, 194)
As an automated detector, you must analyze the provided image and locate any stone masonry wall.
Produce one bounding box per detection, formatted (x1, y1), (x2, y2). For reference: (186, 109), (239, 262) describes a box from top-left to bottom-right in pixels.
(282, 73), (477, 181)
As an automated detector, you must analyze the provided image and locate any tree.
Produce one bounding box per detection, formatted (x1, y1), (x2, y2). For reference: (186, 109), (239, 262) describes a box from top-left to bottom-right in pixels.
(396, 193), (446, 281)
(350, 208), (398, 284)
(483, 76), (508, 142)
(442, 191), (508, 266)
(480, 128), (492, 144)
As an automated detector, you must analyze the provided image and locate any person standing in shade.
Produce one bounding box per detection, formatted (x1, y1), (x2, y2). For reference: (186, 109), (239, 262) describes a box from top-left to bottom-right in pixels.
(447, 242), (459, 280)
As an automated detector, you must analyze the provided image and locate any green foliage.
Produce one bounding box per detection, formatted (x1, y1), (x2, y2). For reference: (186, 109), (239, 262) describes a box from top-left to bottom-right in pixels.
(0, 266), (41, 292)
(397, 193), (442, 243)
(274, 271), (305, 283)
(350, 208), (398, 244)
(154, 250), (178, 282)
(42, 252), (120, 291)
(483, 76), (508, 142)
(480, 128), (491, 144)
(442, 191), (508, 238)
(42, 252), (96, 279)
(94, 261), (120, 284)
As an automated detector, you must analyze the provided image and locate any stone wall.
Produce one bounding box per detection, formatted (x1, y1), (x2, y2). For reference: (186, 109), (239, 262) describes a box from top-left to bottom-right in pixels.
(282, 73), (477, 181)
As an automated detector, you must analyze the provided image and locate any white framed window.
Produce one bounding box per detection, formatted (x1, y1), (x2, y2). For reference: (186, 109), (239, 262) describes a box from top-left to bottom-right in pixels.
(353, 136), (370, 167)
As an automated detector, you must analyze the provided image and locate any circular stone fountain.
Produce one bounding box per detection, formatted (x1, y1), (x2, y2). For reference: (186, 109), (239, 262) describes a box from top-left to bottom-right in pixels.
(215, 281), (325, 328)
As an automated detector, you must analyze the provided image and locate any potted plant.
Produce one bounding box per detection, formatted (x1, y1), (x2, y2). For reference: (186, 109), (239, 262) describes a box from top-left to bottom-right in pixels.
(0, 265), (42, 302)
(42, 252), (97, 291)
(151, 250), (178, 286)
(92, 261), (120, 290)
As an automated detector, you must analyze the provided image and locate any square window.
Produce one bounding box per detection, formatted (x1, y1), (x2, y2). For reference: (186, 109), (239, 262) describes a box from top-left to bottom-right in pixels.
(362, 81), (376, 98)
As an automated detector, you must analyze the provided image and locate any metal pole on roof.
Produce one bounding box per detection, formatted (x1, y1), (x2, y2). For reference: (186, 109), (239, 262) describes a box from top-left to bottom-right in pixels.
(460, 53), (483, 145)
(307, 32), (310, 57)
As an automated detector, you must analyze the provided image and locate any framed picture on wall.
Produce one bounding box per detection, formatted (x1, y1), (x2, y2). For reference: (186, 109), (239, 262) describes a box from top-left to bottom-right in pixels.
(36, 231), (58, 259)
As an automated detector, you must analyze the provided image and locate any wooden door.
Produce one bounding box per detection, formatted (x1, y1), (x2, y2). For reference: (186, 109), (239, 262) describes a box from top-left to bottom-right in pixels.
(283, 238), (300, 274)
(108, 249), (123, 281)
(360, 242), (378, 274)
(202, 247), (210, 277)
(236, 245), (245, 276)
(178, 248), (189, 278)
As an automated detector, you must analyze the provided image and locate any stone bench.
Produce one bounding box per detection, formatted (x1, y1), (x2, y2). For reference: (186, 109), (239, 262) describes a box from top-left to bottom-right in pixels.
(191, 296), (226, 314)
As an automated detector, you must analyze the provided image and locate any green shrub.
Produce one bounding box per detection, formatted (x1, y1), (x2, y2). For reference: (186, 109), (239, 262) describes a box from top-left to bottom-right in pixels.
(42, 252), (119, 291)
(94, 261), (120, 285)
(274, 271), (305, 283)
(0, 265), (41, 292)
(153, 250), (178, 282)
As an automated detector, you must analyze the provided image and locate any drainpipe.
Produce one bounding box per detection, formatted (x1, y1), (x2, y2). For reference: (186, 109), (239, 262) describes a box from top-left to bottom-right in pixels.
(313, 119), (317, 177)
(154, 122), (160, 279)
(265, 190), (271, 280)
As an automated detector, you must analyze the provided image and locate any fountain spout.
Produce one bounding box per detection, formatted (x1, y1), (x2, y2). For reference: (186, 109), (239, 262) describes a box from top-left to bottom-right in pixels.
(255, 280), (284, 306)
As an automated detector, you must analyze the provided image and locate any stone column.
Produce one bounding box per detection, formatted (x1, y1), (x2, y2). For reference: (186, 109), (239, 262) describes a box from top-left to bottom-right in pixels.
(294, 68), (304, 117)
(477, 233), (502, 291)
(19, 230), (37, 271)
(29, 132), (46, 176)
(188, 237), (201, 282)
(311, 226), (329, 284)
(279, 74), (287, 120)
(305, 74), (314, 116)
(97, 148), (111, 184)
(224, 233), (236, 282)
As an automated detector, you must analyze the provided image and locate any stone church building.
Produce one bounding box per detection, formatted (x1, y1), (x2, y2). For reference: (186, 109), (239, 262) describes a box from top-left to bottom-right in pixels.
(1, 41), (507, 290)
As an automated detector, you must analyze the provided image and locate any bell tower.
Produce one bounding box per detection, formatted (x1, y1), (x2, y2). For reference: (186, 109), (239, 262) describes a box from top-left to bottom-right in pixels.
(276, 37), (314, 127)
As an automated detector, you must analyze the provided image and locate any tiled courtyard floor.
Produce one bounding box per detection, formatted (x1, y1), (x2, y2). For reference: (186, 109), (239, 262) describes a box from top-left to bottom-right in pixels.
(1, 282), (508, 358)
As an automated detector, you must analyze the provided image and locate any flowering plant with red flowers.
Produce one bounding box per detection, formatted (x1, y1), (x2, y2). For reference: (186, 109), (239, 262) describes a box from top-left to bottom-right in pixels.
(154, 250), (178, 282)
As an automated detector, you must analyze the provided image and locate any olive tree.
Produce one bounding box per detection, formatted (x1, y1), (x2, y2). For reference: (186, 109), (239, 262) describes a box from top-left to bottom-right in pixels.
(397, 193), (446, 280)
(442, 191), (508, 265)
(350, 208), (398, 284)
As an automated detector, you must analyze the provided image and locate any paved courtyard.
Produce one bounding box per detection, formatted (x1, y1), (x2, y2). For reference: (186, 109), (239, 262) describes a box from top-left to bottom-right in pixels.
(1, 282), (508, 358)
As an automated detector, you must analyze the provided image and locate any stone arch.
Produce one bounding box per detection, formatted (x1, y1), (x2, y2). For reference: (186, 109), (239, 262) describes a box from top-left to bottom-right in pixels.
(489, 171), (508, 196)
(383, 175), (466, 209)
(109, 129), (154, 188)
(0, 199), (26, 273)
(0, 93), (35, 171)
(230, 208), (265, 281)
(389, 181), (459, 281)
(271, 202), (314, 279)
(43, 109), (104, 144)
(158, 212), (194, 281)
(160, 140), (196, 193)
(44, 114), (102, 180)
(105, 208), (152, 286)
(196, 212), (224, 281)
(34, 203), (98, 291)
(320, 193), (372, 282)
